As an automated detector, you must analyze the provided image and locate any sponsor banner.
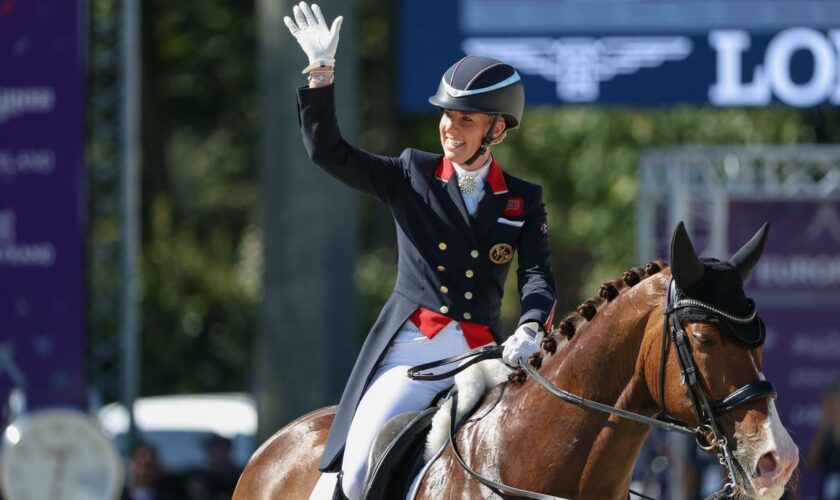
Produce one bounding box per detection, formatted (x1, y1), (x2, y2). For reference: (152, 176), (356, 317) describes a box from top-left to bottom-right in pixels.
(0, 0), (85, 415)
(729, 201), (840, 498)
(399, 0), (840, 109)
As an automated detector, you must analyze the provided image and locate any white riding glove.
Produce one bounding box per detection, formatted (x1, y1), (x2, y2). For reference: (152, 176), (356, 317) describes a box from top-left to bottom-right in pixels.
(283, 2), (343, 73)
(502, 321), (543, 366)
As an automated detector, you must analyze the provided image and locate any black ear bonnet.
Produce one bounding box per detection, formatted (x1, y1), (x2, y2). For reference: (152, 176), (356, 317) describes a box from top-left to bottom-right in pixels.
(670, 222), (770, 347)
(674, 258), (766, 347)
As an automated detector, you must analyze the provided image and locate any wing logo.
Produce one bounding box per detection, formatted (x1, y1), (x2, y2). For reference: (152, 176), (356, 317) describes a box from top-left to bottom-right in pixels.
(463, 36), (693, 102)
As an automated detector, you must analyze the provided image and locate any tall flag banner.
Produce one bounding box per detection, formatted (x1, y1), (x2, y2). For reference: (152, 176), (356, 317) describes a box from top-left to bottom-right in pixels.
(0, 0), (85, 416)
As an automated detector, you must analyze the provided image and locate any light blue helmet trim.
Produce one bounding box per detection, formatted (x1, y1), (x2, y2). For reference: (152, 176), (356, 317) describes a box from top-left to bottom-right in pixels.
(442, 71), (521, 98)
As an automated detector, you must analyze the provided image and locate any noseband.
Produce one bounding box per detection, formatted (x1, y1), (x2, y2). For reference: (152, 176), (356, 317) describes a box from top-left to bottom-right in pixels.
(658, 278), (777, 497)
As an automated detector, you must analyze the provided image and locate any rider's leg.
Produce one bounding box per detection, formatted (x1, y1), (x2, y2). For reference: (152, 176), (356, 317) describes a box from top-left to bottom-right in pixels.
(340, 322), (469, 500)
(340, 364), (447, 499)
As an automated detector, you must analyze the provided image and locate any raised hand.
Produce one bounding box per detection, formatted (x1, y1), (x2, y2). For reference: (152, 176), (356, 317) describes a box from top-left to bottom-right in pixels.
(283, 2), (343, 74)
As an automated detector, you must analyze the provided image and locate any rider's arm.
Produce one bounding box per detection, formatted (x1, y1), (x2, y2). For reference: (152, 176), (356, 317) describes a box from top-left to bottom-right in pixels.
(297, 84), (405, 203)
(288, 3), (404, 203)
(515, 185), (556, 328)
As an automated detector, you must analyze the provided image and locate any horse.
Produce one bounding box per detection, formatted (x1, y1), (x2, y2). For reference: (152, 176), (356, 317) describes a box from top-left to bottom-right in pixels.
(234, 223), (799, 499)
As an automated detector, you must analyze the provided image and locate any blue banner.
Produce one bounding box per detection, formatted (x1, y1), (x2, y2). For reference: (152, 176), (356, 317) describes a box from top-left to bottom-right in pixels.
(0, 0), (85, 414)
(399, 0), (840, 109)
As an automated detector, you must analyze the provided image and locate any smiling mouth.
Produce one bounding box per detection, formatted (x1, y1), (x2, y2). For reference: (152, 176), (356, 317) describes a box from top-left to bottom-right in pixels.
(445, 138), (465, 148)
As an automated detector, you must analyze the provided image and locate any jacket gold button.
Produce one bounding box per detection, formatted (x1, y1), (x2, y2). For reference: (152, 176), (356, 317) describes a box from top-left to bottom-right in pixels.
(470, 250), (479, 258)
(463, 312), (472, 320)
(465, 270), (474, 278)
(436, 265), (446, 272)
(438, 243), (447, 250)
(440, 286), (449, 294)
(440, 305), (449, 314)
(464, 292), (473, 299)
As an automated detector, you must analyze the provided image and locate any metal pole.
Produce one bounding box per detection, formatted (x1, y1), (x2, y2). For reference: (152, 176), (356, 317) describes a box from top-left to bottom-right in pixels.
(636, 158), (656, 263)
(120, 0), (140, 449)
(257, 0), (359, 439)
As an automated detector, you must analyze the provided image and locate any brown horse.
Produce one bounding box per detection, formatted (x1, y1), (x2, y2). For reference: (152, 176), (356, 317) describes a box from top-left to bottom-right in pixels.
(235, 225), (799, 499)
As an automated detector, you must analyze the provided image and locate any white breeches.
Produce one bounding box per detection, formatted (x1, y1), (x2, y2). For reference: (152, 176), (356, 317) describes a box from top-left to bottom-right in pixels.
(340, 320), (472, 500)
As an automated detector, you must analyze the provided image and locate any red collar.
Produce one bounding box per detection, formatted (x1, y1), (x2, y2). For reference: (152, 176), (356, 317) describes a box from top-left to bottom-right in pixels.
(434, 157), (508, 195)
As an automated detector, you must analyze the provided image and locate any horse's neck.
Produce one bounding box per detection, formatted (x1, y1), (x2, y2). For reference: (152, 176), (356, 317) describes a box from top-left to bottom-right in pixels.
(550, 278), (667, 405)
(500, 275), (667, 497)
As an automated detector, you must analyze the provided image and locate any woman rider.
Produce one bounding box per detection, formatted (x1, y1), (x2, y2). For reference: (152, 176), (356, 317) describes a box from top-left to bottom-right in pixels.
(284, 3), (557, 498)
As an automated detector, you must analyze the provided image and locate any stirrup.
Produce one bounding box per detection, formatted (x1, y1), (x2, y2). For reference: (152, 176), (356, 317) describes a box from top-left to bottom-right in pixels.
(332, 472), (347, 500)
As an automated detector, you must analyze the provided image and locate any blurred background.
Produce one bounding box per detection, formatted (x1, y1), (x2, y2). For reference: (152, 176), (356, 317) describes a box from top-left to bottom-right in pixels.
(1, 0), (840, 498)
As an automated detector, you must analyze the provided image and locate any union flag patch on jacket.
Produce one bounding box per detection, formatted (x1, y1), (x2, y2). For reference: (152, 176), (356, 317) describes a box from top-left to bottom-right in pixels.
(503, 197), (524, 217)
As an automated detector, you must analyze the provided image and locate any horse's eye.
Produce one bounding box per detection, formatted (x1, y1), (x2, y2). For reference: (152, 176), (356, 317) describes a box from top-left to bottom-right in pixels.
(692, 332), (716, 347)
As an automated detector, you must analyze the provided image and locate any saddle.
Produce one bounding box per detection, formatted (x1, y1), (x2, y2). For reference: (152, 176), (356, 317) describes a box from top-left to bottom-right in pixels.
(360, 406), (439, 499)
(359, 357), (512, 499)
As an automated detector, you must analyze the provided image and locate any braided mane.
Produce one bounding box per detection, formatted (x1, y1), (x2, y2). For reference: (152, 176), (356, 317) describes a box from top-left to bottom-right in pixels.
(510, 259), (669, 383)
(555, 259), (668, 340)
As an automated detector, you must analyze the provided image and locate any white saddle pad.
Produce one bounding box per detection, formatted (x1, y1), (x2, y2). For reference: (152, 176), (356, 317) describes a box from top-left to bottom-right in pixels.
(424, 358), (512, 461)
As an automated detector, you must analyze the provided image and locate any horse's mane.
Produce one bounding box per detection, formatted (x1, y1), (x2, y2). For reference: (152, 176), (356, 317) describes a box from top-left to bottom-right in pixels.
(510, 259), (669, 383)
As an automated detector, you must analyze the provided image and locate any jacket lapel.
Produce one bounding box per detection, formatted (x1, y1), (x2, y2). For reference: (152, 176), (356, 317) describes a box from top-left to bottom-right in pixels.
(430, 157), (477, 245)
(446, 173), (472, 228)
(472, 190), (507, 237)
(472, 158), (510, 237)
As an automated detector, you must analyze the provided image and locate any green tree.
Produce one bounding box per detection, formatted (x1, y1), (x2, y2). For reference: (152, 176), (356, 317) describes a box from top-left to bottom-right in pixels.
(138, 0), (259, 395)
(126, 0), (840, 396)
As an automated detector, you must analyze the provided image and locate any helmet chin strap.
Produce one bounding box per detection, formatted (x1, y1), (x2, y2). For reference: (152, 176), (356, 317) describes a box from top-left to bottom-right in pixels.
(464, 114), (501, 166)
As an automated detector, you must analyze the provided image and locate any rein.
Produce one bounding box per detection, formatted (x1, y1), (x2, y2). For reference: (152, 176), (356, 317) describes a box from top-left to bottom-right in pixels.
(407, 279), (777, 499)
(411, 349), (674, 500)
(407, 345), (502, 381)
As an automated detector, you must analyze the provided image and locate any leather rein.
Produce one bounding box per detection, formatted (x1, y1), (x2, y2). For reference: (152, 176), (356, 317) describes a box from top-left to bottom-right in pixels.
(407, 278), (777, 499)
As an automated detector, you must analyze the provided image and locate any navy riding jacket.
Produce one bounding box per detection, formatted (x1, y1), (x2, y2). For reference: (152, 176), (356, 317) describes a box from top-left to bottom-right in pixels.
(296, 84), (556, 472)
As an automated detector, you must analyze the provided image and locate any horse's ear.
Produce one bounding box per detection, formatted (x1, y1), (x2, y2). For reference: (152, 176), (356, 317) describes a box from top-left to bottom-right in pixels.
(729, 222), (770, 282)
(670, 221), (705, 289)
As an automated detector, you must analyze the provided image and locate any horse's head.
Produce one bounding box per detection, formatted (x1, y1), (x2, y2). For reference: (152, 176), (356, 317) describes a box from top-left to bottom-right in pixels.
(651, 222), (799, 499)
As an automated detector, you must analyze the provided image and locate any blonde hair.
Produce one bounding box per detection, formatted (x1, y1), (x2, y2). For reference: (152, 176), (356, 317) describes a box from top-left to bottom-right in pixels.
(490, 130), (508, 146)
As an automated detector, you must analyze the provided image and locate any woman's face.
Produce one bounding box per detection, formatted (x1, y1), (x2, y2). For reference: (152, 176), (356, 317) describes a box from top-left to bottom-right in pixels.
(438, 109), (503, 167)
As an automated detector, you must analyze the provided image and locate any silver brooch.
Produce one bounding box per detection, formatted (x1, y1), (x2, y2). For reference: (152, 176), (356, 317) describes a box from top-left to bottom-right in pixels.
(458, 175), (478, 194)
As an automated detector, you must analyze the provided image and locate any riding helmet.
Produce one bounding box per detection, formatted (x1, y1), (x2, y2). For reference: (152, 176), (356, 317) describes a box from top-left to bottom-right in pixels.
(428, 55), (525, 130)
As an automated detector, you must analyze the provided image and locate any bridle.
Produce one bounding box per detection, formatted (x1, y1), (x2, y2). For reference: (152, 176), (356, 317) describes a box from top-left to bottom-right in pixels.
(408, 278), (778, 499)
(657, 278), (777, 498)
